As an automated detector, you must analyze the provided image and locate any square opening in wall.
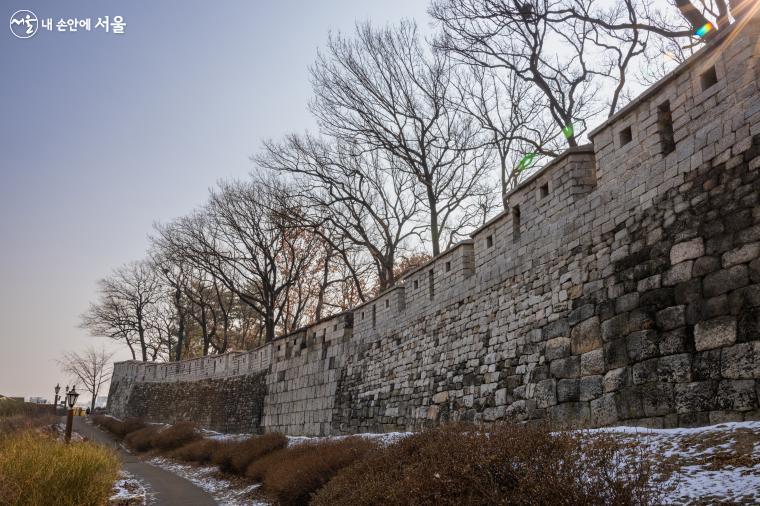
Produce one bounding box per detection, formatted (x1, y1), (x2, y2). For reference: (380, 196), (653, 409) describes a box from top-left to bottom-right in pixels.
(487, 235), (494, 248)
(445, 261), (451, 272)
(657, 101), (675, 155)
(619, 126), (632, 145)
(540, 182), (549, 199)
(700, 66), (718, 91)
(385, 299), (389, 308)
(413, 280), (419, 289)
(512, 206), (521, 240)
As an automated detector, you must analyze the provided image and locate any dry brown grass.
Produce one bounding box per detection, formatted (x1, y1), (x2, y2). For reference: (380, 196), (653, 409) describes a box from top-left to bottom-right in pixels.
(252, 437), (377, 506)
(0, 399), (55, 436)
(150, 422), (201, 452)
(313, 423), (659, 506)
(211, 433), (287, 475)
(169, 439), (222, 464)
(123, 425), (161, 452)
(0, 431), (119, 506)
(91, 415), (145, 438)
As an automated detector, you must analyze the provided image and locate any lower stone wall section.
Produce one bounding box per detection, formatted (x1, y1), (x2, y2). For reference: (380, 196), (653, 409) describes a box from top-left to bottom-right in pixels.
(115, 373), (267, 434)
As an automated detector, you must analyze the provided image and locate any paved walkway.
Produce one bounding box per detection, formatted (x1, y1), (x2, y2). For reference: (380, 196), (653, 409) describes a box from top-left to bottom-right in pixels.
(73, 417), (217, 506)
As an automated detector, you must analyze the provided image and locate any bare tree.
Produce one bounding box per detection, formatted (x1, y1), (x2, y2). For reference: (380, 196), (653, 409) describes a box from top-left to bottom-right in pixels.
(454, 66), (561, 207)
(58, 347), (114, 412)
(259, 134), (424, 290)
(154, 179), (321, 342)
(310, 20), (497, 256)
(81, 261), (163, 361)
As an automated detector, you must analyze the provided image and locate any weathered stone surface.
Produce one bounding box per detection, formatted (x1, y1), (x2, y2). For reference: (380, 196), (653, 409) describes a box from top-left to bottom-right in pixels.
(722, 243), (760, 268)
(627, 330), (659, 362)
(663, 261), (693, 286)
(545, 337), (571, 361)
(581, 349), (605, 376)
(670, 238), (704, 264)
(657, 353), (692, 383)
(601, 313), (629, 342)
(534, 379), (557, 408)
(632, 358), (658, 385)
(656, 306), (686, 331)
(693, 256), (721, 277)
(703, 265), (749, 297)
(715, 380), (757, 411)
(674, 381), (717, 413)
(550, 356), (581, 379)
(570, 317), (602, 355)
(590, 393), (618, 426)
(641, 383), (674, 417)
(720, 343), (757, 379)
(659, 327), (691, 355)
(580, 375), (603, 401)
(557, 379), (580, 402)
(694, 316), (737, 351)
(603, 367), (628, 393)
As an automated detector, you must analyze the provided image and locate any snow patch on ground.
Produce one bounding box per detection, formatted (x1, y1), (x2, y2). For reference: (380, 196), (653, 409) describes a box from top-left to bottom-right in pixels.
(109, 471), (149, 505)
(149, 457), (266, 506)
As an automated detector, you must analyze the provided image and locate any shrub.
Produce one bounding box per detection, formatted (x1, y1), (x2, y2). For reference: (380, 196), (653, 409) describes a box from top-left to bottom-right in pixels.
(123, 425), (161, 452)
(169, 439), (222, 464)
(212, 433), (287, 475)
(0, 431), (119, 506)
(150, 422), (201, 452)
(90, 415), (145, 438)
(253, 437), (376, 506)
(313, 423), (658, 506)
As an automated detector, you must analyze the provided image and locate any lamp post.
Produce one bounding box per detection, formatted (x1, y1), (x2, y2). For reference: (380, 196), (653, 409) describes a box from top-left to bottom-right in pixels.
(64, 386), (79, 443)
(53, 383), (60, 415)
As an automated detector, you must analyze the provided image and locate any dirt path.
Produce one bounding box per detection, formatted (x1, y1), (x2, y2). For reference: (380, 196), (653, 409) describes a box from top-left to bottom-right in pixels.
(73, 417), (217, 506)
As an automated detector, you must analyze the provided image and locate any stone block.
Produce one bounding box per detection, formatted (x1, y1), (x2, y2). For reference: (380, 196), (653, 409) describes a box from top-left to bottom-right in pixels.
(659, 327), (691, 355)
(579, 375), (603, 401)
(545, 337), (571, 361)
(641, 383), (674, 417)
(693, 349), (722, 380)
(674, 381), (717, 413)
(627, 330), (659, 362)
(722, 242), (760, 268)
(432, 391), (449, 404)
(581, 349), (605, 376)
(632, 358), (658, 385)
(534, 379), (557, 408)
(720, 342), (757, 379)
(663, 261), (693, 286)
(657, 353), (692, 383)
(604, 338), (629, 369)
(656, 305), (686, 330)
(703, 265), (749, 297)
(715, 380), (757, 411)
(694, 316), (737, 351)
(570, 316), (602, 354)
(590, 393), (619, 426)
(675, 279), (703, 305)
(601, 313), (629, 342)
(693, 256), (721, 277)
(670, 238), (704, 264)
(603, 367), (628, 393)
(568, 304), (595, 326)
(550, 356), (580, 379)
(542, 318), (570, 339)
(557, 379), (580, 402)
(548, 402), (590, 427)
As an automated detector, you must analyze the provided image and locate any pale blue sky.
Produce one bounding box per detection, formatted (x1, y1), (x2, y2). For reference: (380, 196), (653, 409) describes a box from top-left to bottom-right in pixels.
(0, 0), (429, 401)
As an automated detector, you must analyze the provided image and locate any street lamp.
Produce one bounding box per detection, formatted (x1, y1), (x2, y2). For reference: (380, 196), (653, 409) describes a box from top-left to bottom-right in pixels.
(53, 383), (60, 414)
(64, 386), (79, 443)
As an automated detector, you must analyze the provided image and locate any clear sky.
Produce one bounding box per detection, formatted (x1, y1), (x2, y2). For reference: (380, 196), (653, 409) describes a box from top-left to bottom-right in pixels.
(0, 0), (430, 402)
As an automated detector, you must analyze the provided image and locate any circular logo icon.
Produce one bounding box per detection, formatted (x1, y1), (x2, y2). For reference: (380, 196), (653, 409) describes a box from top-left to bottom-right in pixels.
(9, 10), (38, 39)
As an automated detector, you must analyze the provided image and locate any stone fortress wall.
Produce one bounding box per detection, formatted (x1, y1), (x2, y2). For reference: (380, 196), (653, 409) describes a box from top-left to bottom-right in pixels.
(107, 15), (760, 436)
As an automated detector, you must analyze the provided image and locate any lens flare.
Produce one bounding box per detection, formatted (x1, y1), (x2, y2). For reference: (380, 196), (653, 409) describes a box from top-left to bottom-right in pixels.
(695, 22), (714, 38)
(562, 124), (574, 139)
(516, 153), (537, 173)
